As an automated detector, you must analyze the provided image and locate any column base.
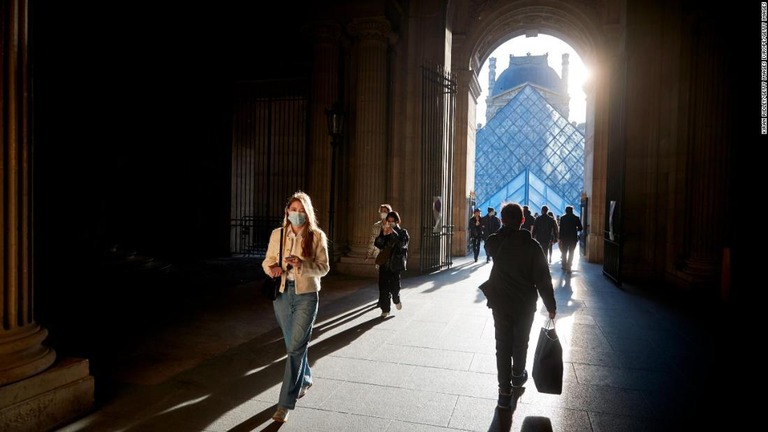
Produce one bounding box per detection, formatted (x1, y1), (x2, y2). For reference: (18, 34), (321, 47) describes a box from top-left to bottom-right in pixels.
(586, 233), (604, 263)
(0, 357), (94, 432)
(675, 256), (720, 291)
(334, 256), (380, 277)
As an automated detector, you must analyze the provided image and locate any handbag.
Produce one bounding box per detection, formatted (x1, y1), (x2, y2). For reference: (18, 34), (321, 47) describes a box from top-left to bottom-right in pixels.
(532, 318), (563, 394)
(478, 278), (495, 308)
(262, 228), (284, 301)
(375, 245), (392, 265)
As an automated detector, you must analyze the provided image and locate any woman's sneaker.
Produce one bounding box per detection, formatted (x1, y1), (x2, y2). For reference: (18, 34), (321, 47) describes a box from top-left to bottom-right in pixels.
(272, 407), (290, 423)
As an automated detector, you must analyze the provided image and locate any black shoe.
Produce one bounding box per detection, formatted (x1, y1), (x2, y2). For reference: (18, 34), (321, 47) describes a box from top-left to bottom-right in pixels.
(487, 257), (491, 263)
(497, 389), (512, 409)
(511, 370), (528, 388)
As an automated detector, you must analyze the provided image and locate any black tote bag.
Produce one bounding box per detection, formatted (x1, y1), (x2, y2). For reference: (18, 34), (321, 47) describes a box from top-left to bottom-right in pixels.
(532, 319), (563, 394)
(261, 275), (281, 301)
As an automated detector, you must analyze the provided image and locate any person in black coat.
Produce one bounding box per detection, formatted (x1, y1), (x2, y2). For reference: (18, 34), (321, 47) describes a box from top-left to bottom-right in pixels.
(374, 211), (409, 317)
(468, 208), (484, 262)
(484, 203), (556, 409)
(532, 205), (558, 259)
(481, 207), (502, 263)
(558, 205), (583, 272)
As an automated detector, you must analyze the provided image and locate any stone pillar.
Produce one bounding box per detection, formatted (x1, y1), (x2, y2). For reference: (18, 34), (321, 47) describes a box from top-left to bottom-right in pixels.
(451, 68), (481, 257)
(680, 19), (730, 288)
(307, 22), (341, 246)
(584, 58), (607, 263)
(0, 0), (56, 391)
(1, 2), (93, 429)
(345, 17), (391, 257)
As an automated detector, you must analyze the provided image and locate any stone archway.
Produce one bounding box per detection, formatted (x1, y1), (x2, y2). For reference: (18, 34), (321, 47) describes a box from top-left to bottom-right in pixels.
(449, 0), (620, 263)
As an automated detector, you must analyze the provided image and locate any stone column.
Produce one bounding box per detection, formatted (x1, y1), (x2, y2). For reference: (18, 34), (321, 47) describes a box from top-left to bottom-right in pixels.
(451, 68), (481, 257)
(307, 22), (341, 244)
(345, 17), (391, 257)
(0, 0), (56, 391)
(1, 2), (93, 429)
(680, 19), (730, 288)
(584, 59), (607, 263)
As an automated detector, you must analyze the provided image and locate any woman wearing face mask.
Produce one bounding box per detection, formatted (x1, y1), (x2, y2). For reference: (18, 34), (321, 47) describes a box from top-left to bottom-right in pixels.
(365, 204), (393, 264)
(374, 211), (409, 317)
(262, 191), (329, 423)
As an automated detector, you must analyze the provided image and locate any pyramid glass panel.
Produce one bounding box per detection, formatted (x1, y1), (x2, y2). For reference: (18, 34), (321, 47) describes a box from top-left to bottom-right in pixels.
(475, 85), (584, 216)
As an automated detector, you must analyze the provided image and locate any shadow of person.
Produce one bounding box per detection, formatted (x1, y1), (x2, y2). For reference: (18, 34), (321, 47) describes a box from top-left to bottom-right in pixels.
(227, 404), (282, 432)
(74, 309), (387, 432)
(520, 416), (553, 432)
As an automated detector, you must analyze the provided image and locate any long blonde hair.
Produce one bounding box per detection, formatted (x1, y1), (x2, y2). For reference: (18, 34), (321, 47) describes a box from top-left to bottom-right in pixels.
(283, 191), (327, 257)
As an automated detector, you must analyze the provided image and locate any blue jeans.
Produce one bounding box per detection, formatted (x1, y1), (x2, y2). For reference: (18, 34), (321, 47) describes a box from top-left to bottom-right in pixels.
(273, 280), (318, 409)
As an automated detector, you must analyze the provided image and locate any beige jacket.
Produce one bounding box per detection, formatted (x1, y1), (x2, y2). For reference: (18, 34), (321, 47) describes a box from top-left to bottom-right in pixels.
(261, 226), (329, 294)
(366, 220), (383, 259)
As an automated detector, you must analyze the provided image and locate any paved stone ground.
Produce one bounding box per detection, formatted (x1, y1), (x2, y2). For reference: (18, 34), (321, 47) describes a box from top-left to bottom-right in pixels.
(57, 248), (735, 431)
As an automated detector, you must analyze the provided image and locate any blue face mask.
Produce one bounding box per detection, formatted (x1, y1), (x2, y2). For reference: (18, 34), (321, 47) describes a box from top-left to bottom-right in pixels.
(288, 211), (306, 226)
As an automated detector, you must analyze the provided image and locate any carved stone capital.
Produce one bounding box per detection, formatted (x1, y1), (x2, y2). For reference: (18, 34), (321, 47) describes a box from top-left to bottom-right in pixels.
(348, 17), (392, 44)
(307, 21), (342, 45)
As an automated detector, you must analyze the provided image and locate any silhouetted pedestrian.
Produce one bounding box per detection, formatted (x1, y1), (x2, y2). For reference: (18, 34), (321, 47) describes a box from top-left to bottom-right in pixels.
(558, 205), (583, 272)
(484, 203), (556, 409)
(482, 207), (502, 262)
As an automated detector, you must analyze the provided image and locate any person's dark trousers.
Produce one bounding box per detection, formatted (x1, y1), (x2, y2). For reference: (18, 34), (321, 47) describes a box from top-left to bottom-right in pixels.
(471, 236), (481, 261)
(378, 266), (401, 312)
(547, 242), (553, 263)
(534, 236), (550, 256)
(560, 239), (576, 270)
(492, 308), (535, 393)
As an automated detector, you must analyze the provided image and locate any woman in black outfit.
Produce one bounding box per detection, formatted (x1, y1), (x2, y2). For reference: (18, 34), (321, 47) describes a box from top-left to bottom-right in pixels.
(374, 211), (409, 317)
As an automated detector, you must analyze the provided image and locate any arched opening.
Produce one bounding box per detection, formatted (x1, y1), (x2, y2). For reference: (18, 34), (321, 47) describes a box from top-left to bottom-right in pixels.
(471, 35), (589, 265)
(450, 1), (608, 265)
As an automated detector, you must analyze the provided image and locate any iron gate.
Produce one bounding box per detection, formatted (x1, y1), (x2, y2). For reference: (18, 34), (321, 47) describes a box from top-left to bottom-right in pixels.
(420, 65), (456, 273)
(229, 80), (309, 256)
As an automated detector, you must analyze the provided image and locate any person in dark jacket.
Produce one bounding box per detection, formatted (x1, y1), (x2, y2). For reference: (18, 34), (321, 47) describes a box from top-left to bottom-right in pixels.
(532, 205), (558, 259)
(481, 207), (502, 262)
(374, 211), (409, 317)
(484, 202), (556, 409)
(557, 205), (583, 272)
(468, 208), (484, 262)
(521, 205), (535, 234)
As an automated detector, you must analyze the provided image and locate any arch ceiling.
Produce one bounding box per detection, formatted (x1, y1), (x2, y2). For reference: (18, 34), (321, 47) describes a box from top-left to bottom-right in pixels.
(456, 1), (607, 73)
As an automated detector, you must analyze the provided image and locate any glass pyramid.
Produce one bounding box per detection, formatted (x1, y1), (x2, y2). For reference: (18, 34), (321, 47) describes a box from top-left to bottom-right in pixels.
(475, 84), (584, 216)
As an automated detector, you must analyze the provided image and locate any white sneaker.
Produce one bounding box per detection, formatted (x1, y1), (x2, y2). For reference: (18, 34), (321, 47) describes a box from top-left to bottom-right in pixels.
(395, 302), (402, 310)
(380, 311), (389, 318)
(272, 407), (290, 423)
